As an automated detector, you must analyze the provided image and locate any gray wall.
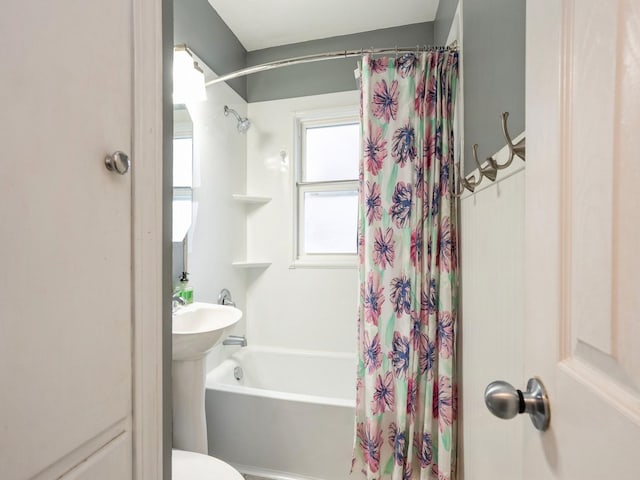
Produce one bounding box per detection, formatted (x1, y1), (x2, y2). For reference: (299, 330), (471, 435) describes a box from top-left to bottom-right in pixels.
(174, 0), (247, 99)
(175, 0), (524, 173)
(434, 0), (459, 45)
(172, 242), (185, 285)
(246, 23), (434, 102)
(175, 2), (433, 103)
(462, 0), (525, 173)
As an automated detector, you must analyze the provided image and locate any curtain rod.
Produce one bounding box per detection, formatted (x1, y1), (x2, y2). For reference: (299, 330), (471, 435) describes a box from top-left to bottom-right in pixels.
(201, 43), (458, 87)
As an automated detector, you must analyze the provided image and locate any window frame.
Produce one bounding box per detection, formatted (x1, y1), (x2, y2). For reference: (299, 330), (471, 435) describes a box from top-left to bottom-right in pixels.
(291, 107), (360, 269)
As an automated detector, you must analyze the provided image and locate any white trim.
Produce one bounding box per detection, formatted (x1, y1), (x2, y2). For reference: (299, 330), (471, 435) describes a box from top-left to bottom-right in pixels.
(448, 1), (464, 180)
(132, 0), (164, 478)
(295, 183), (359, 263)
(293, 105), (360, 123)
(289, 259), (357, 269)
(446, 1), (462, 45)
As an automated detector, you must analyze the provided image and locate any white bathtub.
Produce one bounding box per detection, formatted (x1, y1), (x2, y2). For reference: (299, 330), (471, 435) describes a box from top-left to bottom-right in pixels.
(205, 346), (356, 480)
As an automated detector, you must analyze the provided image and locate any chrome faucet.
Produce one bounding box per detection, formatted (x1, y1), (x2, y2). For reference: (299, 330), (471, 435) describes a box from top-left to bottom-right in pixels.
(222, 335), (247, 347)
(218, 288), (236, 307)
(172, 292), (187, 313)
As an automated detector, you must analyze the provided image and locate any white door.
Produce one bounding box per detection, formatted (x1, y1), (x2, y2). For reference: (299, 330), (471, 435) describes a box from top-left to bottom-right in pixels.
(0, 1), (135, 478)
(524, 1), (640, 478)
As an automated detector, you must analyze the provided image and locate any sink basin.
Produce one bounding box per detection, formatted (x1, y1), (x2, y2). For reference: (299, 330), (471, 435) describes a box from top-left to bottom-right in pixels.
(172, 302), (242, 361)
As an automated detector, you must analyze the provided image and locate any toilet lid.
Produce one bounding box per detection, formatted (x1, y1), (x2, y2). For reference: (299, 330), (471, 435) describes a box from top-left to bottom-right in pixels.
(172, 449), (244, 480)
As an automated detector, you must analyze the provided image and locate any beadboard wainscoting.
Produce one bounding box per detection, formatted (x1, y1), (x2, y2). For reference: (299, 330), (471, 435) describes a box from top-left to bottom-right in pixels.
(459, 137), (525, 479)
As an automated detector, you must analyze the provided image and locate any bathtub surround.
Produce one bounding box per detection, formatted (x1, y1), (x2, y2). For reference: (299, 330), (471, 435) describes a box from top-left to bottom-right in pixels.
(353, 51), (459, 479)
(191, 91), (362, 479)
(179, 63), (249, 370)
(245, 91), (360, 353)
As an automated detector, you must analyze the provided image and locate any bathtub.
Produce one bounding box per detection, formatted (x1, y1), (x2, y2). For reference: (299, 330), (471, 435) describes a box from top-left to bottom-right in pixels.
(205, 346), (356, 480)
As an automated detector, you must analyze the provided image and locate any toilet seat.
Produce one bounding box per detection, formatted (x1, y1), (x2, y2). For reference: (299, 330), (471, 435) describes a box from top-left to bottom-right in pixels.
(172, 449), (244, 480)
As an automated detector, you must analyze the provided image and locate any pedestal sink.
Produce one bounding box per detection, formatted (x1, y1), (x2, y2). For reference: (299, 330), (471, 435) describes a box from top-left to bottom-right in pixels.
(172, 302), (242, 454)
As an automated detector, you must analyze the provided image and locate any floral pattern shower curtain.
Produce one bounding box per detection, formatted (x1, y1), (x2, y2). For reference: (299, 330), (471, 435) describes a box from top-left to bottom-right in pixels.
(352, 50), (459, 480)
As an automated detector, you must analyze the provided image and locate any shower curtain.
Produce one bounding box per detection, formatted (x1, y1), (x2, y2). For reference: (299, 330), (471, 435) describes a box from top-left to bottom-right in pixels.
(352, 50), (459, 480)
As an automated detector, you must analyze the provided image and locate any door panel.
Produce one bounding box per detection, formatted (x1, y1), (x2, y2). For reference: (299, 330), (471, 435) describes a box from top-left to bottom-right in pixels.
(525, 0), (640, 478)
(63, 432), (132, 480)
(0, 1), (133, 478)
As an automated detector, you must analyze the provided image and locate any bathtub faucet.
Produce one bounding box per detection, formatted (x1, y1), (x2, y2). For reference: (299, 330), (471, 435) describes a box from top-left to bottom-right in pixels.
(222, 335), (247, 347)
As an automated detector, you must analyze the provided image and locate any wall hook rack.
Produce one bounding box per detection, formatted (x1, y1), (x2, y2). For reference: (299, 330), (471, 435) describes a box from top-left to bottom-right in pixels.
(453, 163), (468, 197)
(488, 112), (526, 170)
(455, 111), (525, 195)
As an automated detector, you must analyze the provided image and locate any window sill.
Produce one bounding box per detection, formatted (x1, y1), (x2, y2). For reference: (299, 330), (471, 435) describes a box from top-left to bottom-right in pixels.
(289, 259), (358, 269)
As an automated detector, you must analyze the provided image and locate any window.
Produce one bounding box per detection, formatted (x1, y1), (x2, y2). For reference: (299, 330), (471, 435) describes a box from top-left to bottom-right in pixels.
(294, 109), (360, 267)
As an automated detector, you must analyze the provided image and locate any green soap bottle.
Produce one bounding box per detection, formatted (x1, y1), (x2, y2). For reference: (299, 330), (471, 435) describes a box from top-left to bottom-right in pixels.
(177, 271), (194, 304)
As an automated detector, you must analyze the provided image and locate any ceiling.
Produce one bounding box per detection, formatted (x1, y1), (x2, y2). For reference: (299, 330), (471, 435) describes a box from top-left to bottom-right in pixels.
(207, 0), (440, 51)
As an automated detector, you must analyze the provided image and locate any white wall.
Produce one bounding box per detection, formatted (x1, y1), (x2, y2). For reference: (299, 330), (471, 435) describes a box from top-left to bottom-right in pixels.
(245, 91), (360, 354)
(459, 141), (525, 479)
(185, 73), (248, 370)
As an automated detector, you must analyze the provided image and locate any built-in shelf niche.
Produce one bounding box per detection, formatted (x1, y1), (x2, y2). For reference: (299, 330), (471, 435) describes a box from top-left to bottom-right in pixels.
(232, 193), (272, 269)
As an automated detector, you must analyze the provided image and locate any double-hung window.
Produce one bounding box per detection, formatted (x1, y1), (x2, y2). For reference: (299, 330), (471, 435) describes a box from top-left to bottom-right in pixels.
(294, 109), (360, 267)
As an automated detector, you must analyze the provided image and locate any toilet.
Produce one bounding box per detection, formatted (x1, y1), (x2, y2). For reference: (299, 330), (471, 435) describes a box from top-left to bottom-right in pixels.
(172, 449), (244, 480)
